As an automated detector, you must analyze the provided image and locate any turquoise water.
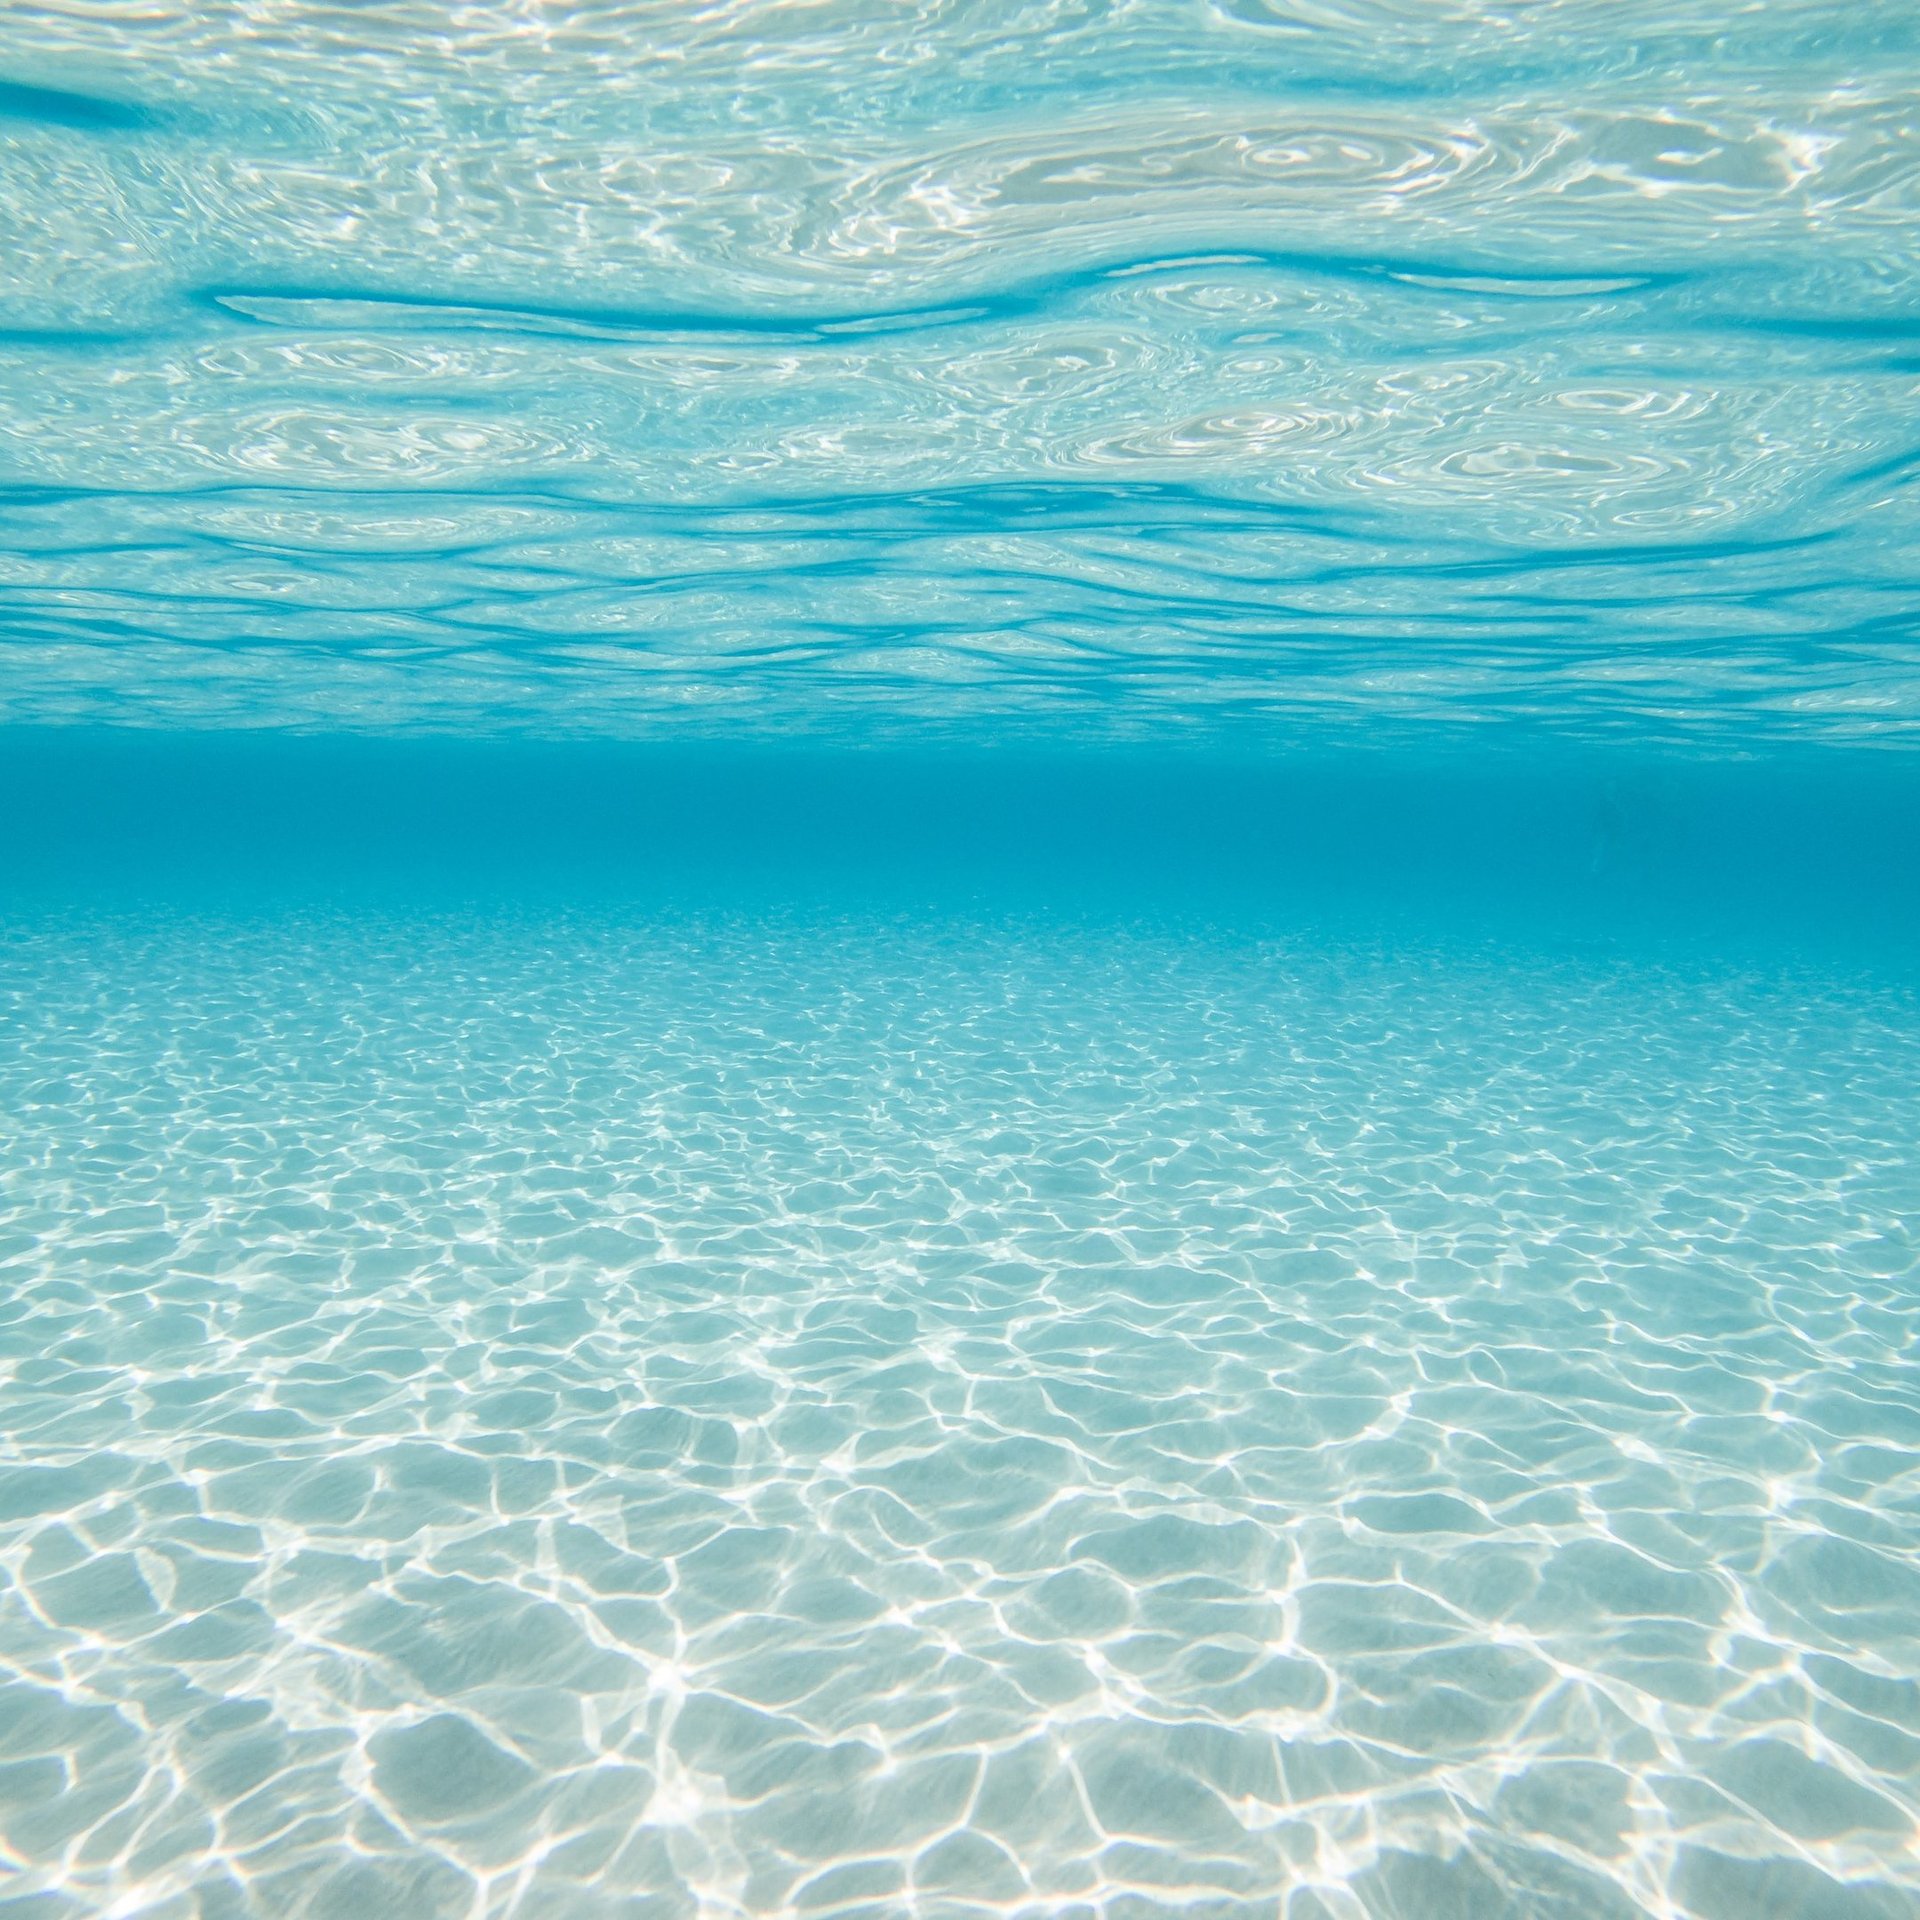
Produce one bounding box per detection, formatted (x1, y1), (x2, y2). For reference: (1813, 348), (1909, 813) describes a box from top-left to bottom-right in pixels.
(2, 747), (1917, 1918)
(3, 0), (1919, 741)
(4, 4), (1920, 1918)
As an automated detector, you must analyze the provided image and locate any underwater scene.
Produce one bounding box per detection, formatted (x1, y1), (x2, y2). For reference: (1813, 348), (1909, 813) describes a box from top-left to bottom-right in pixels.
(2, 4), (1919, 1918)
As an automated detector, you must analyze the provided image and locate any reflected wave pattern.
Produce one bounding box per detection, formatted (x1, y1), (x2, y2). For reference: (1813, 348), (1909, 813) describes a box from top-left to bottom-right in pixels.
(2, 0), (1919, 738)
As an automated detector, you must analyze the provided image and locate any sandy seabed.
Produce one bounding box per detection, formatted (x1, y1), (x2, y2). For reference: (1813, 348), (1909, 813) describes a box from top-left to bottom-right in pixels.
(0, 908), (1915, 1919)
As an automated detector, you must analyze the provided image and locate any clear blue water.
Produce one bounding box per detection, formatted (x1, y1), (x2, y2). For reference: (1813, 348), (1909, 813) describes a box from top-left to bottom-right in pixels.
(3, 0), (1919, 742)
(3, 6), (1920, 1919)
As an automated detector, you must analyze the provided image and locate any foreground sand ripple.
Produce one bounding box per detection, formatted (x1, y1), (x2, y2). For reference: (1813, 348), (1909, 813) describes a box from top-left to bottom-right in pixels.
(0, 909), (1915, 1918)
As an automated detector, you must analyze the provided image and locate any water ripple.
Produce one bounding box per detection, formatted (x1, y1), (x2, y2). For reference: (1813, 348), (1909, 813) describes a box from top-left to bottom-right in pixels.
(0, 0), (1916, 737)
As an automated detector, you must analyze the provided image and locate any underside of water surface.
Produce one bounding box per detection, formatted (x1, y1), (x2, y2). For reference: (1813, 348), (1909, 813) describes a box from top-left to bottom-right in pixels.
(3, 2), (1920, 1918)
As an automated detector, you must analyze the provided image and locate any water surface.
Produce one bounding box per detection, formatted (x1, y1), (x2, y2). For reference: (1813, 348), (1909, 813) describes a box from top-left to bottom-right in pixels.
(2, 0), (1918, 739)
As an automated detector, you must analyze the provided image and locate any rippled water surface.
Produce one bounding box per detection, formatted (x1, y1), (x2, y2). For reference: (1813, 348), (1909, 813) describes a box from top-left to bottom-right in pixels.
(3, 0), (1919, 737)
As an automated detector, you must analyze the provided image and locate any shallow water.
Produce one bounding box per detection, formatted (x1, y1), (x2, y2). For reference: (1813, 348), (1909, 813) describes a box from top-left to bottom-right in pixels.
(5, 2), (1920, 1916)
(2, 891), (1917, 1919)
